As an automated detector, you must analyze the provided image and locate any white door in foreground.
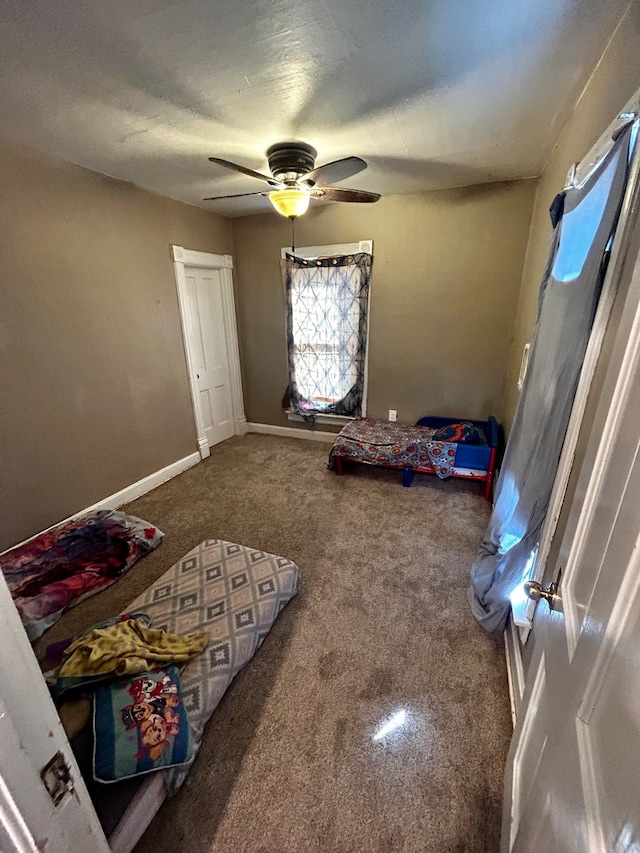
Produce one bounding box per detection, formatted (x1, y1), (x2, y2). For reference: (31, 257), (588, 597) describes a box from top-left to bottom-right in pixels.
(503, 234), (640, 851)
(0, 572), (110, 853)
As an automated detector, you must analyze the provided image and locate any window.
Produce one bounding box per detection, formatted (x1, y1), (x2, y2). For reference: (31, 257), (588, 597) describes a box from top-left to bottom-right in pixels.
(282, 241), (373, 422)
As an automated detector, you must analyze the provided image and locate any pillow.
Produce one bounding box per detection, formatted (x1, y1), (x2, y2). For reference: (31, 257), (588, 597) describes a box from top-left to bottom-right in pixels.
(93, 665), (193, 783)
(431, 422), (485, 444)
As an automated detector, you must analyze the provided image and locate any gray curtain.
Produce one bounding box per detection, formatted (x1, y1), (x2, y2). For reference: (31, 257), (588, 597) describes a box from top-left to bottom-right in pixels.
(469, 123), (634, 634)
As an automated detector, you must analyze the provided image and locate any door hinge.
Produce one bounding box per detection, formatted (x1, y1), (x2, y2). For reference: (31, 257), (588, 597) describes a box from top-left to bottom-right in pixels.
(40, 751), (75, 806)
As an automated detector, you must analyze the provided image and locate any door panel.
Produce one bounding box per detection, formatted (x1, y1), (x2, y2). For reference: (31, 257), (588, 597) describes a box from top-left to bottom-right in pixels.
(579, 509), (640, 850)
(509, 653), (547, 845)
(566, 414), (638, 657)
(511, 666), (593, 853)
(512, 693), (608, 852)
(513, 720), (592, 853)
(184, 268), (234, 448)
(508, 417), (640, 851)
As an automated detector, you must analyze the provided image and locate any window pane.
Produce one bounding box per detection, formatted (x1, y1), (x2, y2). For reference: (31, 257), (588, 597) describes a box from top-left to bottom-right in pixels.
(290, 262), (364, 407)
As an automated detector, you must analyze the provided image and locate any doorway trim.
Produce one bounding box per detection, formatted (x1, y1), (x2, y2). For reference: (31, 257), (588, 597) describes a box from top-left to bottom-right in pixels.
(172, 246), (247, 460)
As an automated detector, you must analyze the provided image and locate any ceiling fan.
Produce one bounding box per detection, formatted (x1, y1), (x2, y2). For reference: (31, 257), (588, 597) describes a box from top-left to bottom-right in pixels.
(204, 141), (381, 218)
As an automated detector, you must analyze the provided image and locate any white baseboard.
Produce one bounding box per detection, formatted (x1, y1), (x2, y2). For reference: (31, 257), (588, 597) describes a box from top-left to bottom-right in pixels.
(504, 615), (526, 727)
(88, 452), (201, 512)
(3, 452), (201, 555)
(236, 416), (248, 436)
(247, 422), (337, 442)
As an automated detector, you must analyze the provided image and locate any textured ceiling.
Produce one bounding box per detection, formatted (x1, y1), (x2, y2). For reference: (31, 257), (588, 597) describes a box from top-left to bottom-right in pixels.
(0, 0), (630, 216)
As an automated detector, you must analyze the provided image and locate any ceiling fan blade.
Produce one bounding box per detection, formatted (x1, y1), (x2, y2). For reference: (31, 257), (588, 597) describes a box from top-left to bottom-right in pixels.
(203, 191), (268, 200)
(208, 157), (281, 186)
(302, 156), (367, 187)
(312, 187), (381, 203)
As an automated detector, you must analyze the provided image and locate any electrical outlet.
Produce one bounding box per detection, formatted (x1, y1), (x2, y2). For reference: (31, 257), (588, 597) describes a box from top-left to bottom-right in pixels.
(388, 409), (397, 422)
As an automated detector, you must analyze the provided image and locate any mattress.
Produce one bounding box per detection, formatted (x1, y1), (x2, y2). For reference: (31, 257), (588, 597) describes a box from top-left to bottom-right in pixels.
(125, 539), (299, 794)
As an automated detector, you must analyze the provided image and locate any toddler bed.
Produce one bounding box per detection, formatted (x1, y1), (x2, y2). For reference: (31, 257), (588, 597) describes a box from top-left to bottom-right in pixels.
(328, 415), (498, 500)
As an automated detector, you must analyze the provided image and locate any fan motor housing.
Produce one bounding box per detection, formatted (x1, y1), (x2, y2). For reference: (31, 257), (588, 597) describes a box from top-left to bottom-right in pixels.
(267, 142), (317, 181)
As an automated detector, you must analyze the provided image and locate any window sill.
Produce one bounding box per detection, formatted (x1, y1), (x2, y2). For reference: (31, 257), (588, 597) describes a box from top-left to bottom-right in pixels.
(511, 596), (533, 632)
(286, 409), (357, 426)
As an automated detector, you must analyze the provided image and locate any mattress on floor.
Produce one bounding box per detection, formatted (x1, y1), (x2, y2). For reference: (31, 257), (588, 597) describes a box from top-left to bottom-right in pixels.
(125, 538), (299, 794)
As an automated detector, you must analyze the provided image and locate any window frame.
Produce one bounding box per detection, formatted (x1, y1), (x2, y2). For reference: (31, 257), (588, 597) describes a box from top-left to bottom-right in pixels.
(281, 240), (373, 424)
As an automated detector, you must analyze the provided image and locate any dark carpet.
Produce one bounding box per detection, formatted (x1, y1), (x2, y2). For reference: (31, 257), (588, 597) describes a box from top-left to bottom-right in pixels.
(37, 434), (512, 852)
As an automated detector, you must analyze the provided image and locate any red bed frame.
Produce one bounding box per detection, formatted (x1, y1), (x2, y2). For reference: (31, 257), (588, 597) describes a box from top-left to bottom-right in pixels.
(332, 415), (499, 501)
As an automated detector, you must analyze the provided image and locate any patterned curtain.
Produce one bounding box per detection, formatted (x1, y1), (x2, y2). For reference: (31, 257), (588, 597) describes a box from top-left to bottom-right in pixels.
(282, 251), (373, 420)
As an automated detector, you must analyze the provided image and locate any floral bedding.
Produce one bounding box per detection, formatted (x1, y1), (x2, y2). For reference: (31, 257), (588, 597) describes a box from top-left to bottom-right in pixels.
(328, 418), (460, 479)
(1, 510), (164, 641)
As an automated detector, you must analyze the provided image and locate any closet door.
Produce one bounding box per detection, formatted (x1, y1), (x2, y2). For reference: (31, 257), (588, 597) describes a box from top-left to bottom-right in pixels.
(173, 247), (246, 460)
(183, 265), (235, 449)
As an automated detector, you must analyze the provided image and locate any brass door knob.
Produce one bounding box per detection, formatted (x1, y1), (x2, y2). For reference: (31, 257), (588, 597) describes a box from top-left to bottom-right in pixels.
(524, 580), (559, 610)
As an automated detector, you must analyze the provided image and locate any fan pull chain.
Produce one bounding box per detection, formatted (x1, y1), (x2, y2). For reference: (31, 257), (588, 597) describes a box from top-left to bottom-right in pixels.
(290, 216), (296, 254)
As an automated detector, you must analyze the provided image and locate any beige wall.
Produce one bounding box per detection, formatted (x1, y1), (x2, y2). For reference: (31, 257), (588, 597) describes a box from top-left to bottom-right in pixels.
(232, 181), (536, 431)
(501, 2), (640, 433)
(0, 139), (233, 551)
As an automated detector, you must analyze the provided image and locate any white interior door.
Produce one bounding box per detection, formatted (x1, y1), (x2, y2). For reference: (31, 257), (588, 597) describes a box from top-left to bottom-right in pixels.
(183, 266), (235, 449)
(503, 238), (640, 851)
(0, 572), (110, 853)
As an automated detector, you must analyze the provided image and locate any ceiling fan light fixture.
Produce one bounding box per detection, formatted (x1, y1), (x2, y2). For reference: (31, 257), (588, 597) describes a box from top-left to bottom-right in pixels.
(268, 188), (310, 219)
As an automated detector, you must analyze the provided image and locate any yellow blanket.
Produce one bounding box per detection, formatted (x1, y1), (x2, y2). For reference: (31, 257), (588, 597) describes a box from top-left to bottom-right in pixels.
(59, 618), (209, 677)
